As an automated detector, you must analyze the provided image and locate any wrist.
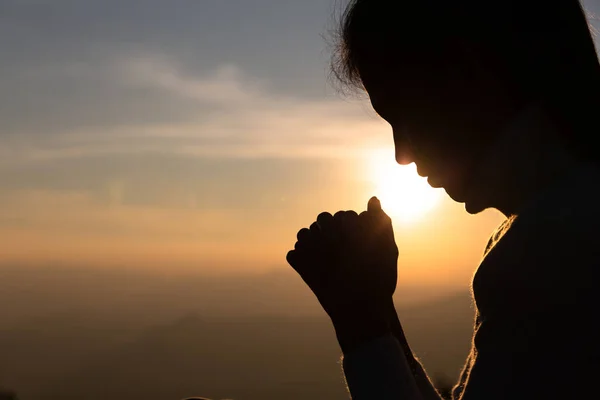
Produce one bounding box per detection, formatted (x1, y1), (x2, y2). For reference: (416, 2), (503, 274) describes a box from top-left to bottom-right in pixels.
(331, 299), (394, 354)
(387, 301), (420, 372)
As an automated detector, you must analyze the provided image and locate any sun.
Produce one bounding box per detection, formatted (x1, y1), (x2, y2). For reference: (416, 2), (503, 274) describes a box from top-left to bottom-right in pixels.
(369, 150), (443, 222)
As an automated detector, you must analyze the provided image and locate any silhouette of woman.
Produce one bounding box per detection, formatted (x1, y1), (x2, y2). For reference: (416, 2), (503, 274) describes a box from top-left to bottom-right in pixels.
(288, 1), (600, 399)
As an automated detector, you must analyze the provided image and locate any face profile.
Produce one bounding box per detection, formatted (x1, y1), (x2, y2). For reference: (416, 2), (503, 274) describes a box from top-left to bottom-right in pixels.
(360, 52), (519, 213)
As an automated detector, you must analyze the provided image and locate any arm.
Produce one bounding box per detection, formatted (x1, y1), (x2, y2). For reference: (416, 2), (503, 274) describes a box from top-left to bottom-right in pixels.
(388, 302), (444, 400)
(342, 333), (423, 400)
(336, 300), (442, 400)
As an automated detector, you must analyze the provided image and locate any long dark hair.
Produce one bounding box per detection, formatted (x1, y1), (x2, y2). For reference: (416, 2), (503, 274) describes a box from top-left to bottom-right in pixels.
(331, 0), (600, 160)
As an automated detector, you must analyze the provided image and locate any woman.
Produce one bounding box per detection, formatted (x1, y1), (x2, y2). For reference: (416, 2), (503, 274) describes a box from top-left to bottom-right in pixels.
(287, 0), (600, 399)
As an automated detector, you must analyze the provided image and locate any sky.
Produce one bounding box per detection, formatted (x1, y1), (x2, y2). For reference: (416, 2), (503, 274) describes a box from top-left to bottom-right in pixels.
(0, 0), (598, 289)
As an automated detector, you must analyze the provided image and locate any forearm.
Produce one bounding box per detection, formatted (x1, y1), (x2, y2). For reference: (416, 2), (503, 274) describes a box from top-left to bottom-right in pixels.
(387, 302), (443, 400)
(334, 300), (442, 400)
(342, 333), (422, 400)
(332, 301), (394, 355)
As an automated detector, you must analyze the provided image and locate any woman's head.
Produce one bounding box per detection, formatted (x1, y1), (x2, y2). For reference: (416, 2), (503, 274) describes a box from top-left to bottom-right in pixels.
(332, 0), (600, 210)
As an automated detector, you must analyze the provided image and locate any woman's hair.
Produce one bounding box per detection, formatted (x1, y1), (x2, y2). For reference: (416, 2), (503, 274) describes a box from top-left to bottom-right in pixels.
(331, 0), (600, 158)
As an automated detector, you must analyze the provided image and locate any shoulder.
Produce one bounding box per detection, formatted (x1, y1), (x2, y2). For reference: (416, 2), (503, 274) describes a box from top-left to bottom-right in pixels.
(490, 164), (600, 263)
(475, 165), (600, 309)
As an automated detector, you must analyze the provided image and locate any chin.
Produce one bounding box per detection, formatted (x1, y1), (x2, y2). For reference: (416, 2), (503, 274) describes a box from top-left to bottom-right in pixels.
(445, 186), (488, 215)
(442, 182), (466, 203)
(464, 200), (488, 215)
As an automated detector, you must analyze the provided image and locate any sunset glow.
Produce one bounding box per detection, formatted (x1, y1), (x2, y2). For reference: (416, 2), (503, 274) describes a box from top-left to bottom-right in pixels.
(370, 151), (443, 222)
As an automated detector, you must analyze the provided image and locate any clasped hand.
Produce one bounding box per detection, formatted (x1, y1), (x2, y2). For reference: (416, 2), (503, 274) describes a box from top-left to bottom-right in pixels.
(286, 197), (399, 332)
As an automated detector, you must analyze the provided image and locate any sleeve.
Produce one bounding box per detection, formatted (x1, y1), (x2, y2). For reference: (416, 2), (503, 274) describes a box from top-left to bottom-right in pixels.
(342, 334), (422, 400)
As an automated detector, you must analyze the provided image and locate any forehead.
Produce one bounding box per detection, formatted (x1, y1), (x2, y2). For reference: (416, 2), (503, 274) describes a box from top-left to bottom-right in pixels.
(360, 68), (396, 115)
(362, 80), (385, 114)
(360, 65), (422, 122)
(358, 54), (450, 112)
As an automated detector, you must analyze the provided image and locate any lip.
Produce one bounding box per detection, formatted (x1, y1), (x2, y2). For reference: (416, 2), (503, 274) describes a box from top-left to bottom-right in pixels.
(416, 168), (429, 178)
(427, 176), (443, 188)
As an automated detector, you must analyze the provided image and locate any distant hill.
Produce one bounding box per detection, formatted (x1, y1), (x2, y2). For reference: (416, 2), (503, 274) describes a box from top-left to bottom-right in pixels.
(0, 266), (474, 399)
(0, 266), (466, 328)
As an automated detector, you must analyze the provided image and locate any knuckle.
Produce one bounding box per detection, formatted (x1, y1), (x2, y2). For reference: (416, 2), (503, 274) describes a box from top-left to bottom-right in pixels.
(296, 227), (310, 240)
(286, 250), (296, 265)
(333, 210), (345, 219)
(317, 211), (332, 220)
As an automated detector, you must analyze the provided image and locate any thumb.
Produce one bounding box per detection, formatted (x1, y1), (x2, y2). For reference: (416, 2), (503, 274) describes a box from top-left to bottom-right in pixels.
(367, 196), (389, 218)
(367, 196), (396, 241)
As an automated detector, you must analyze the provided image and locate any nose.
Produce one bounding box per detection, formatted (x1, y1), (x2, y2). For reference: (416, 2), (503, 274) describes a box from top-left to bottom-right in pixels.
(393, 128), (415, 165)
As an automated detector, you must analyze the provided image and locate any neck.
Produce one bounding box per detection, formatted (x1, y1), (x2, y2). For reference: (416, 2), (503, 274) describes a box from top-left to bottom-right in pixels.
(467, 104), (580, 218)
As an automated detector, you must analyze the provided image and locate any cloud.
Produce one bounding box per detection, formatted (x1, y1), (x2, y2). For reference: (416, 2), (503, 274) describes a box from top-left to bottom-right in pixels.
(0, 54), (389, 166)
(0, 0), (383, 165)
(0, 0), (333, 137)
(122, 57), (260, 105)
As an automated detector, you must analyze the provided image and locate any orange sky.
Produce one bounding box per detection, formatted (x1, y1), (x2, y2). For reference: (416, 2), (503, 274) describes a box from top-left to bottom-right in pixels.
(8, 0), (578, 294)
(0, 139), (505, 289)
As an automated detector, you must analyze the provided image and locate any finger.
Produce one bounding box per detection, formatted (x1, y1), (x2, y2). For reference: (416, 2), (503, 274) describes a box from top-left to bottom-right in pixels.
(296, 228), (311, 242)
(308, 222), (323, 244)
(294, 240), (310, 251)
(341, 210), (362, 244)
(286, 249), (299, 267)
(367, 196), (382, 213)
(294, 227), (314, 253)
(367, 196), (392, 223)
(309, 221), (321, 234)
(316, 212), (335, 240)
(316, 212), (334, 228)
(344, 210), (359, 219)
(286, 249), (317, 287)
(287, 249), (311, 276)
(330, 210), (360, 246)
(330, 209), (365, 237)
(359, 206), (383, 226)
(331, 211), (348, 240)
(341, 210), (359, 229)
(360, 204), (395, 246)
(358, 210), (371, 229)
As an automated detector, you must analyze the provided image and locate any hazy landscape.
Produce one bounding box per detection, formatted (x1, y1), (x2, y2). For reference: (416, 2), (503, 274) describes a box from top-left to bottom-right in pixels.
(0, 266), (474, 400)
